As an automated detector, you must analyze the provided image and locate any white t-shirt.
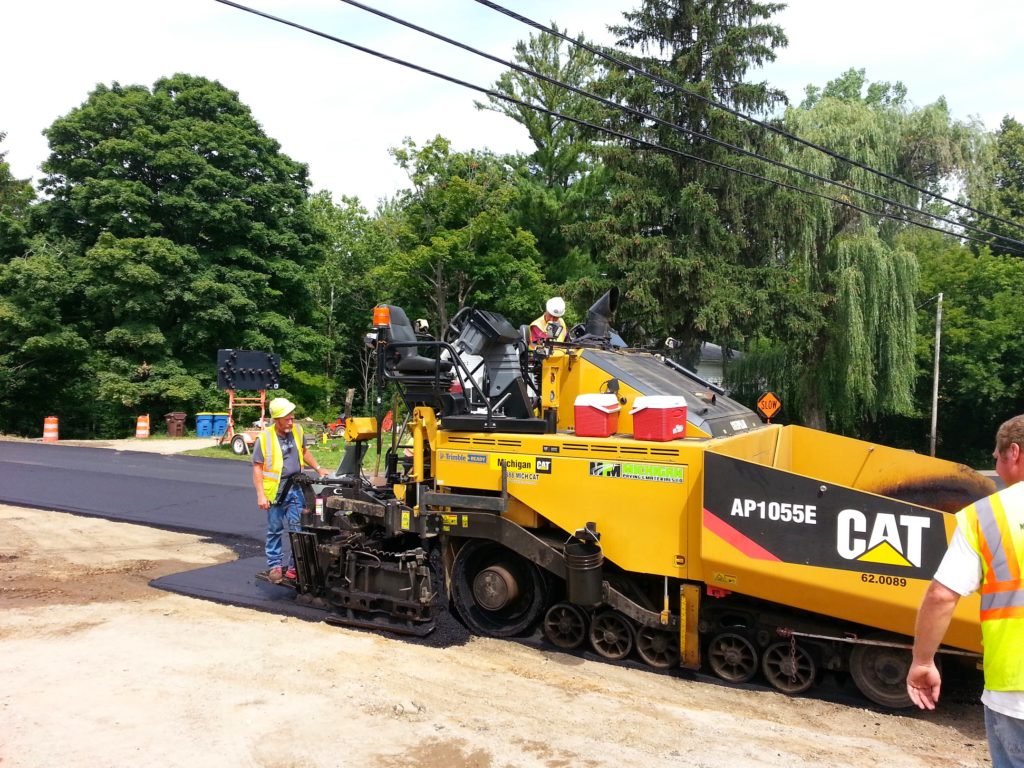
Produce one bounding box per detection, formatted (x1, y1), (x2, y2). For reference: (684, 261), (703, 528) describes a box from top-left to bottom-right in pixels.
(934, 525), (1024, 717)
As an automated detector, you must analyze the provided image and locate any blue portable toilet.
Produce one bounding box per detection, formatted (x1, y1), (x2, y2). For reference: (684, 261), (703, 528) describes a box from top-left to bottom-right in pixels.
(195, 412), (213, 437)
(212, 412), (229, 436)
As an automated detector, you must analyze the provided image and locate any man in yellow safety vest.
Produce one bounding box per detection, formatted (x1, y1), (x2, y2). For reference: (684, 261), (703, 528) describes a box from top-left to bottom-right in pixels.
(252, 397), (329, 584)
(908, 414), (1024, 767)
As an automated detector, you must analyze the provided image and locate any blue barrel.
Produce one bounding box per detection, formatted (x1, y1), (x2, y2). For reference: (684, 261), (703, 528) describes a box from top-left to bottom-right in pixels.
(195, 412), (213, 437)
(212, 413), (229, 436)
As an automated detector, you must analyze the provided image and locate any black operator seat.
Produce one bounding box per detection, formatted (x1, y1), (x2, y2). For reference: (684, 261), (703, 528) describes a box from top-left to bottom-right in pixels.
(384, 305), (453, 376)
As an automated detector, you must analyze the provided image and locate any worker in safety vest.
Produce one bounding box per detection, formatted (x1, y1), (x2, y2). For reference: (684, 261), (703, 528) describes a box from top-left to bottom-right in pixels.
(908, 414), (1024, 767)
(530, 297), (567, 346)
(252, 397), (329, 584)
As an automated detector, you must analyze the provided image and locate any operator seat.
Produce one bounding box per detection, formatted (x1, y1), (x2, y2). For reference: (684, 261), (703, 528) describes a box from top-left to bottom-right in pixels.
(385, 305), (452, 376)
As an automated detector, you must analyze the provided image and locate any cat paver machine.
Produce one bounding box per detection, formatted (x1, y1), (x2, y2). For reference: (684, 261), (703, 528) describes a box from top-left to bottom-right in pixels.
(285, 289), (992, 708)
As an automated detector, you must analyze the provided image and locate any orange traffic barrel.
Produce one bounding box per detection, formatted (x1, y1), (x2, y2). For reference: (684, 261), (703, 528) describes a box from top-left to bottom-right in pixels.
(42, 416), (59, 443)
(135, 414), (150, 439)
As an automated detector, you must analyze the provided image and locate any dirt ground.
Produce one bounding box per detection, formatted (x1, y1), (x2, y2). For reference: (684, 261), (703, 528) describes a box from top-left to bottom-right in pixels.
(0, 496), (992, 768)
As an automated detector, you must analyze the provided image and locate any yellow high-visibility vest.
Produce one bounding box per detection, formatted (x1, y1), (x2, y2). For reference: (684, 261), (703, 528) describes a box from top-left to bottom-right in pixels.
(530, 314), (566, 344)
(257, 424), (306, 501)
(959, 482), (1024, 691)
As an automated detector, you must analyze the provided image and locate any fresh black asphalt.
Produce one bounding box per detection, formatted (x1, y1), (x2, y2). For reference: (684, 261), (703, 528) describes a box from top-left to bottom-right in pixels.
(0, 441), (262, 540)
(0, 440), (318, 619)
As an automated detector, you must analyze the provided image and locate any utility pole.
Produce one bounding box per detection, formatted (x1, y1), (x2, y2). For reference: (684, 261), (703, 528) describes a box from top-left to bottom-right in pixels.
(929, 293), (943, 457)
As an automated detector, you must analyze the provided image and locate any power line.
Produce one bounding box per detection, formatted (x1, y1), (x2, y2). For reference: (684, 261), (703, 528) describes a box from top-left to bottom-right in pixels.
(473, 0), (1024, 240)
(335, 0), (1024, 252)
(211, 0), (1024, 256)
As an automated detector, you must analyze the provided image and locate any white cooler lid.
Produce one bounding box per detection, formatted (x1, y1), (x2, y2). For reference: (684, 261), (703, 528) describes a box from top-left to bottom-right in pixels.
(575, 393), (621, 413)
(630, 395), (687, 414)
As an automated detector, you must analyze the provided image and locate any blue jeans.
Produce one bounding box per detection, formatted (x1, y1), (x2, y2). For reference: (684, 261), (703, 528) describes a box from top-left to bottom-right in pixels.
(265, 486), (304, 570)
(986, 706), (1024, 768)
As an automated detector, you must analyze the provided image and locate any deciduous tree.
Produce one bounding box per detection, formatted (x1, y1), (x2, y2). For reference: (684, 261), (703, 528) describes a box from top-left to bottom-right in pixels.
(383, 137), (548, 331)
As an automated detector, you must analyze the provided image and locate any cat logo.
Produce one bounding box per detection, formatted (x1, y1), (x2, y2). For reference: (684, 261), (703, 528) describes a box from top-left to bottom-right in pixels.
(836, 509), (931, 568)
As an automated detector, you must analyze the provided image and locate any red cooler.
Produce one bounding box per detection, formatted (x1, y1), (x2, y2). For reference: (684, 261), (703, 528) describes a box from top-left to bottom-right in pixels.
(630, 395), (687, 441)
(574, 394), (621, 437)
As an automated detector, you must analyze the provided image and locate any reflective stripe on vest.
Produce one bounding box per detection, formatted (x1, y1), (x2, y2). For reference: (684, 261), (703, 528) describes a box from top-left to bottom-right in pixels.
(961, 486), (1024, 691)
(974, 494), (1024, 620)
(257, 424), (305, 502)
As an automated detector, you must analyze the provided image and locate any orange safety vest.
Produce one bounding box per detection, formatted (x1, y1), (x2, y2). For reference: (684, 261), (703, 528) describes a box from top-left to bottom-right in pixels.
(958, 482), (1024, 690)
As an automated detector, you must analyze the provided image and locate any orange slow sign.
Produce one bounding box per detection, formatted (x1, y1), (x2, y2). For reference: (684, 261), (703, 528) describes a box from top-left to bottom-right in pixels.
(757, 391), (781, 420)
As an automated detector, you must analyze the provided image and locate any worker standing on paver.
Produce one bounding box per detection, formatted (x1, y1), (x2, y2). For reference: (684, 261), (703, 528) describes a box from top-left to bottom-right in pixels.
(529, 297), (567, 346)
(908, 414), (1024, 767)
(252, 397), (329, 583)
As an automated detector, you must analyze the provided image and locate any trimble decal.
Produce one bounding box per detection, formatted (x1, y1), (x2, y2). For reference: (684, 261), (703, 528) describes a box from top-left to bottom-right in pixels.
(438, 451), (487, 464)
(589, 461), (684, 484)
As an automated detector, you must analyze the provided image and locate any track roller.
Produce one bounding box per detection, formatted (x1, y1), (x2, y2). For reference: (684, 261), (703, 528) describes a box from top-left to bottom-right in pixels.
(589, 610), (635, 660)
(762, 640), (816, 694)
(543, 602), (589, 649)
(636, 626), (680, 669)
(707, 632), (758, 683)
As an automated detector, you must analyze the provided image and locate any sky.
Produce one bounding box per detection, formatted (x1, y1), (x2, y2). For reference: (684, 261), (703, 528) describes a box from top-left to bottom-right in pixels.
(3, 0), (1023, 209)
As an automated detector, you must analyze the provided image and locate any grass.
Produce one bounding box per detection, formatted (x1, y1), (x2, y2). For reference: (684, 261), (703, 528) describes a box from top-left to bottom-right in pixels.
(183, 437), (383, 472)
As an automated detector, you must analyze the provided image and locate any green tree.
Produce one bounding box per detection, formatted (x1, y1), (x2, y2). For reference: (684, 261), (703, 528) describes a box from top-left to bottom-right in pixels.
(967, 116), (1024, 256)
(0, 131), (35, 262)
(905, 230), (1024, 464)
(306, 191), (399, 413)
(583, 0), (792, 358)
(477, 26), (610, 293)
(0, 237), (93, 435)
(477, 24), (605, 190)
(2, 75), (330, 435)
(731, 70), (978, 431)
(382, 137), (548, 330)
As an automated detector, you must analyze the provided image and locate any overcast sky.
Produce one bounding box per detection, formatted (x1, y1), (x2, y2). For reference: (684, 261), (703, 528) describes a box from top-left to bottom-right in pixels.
(3, 0), (1022, 208)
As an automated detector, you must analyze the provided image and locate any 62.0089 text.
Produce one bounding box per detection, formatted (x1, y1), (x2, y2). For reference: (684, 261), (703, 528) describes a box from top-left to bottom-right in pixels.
(860, 573), (907, 587)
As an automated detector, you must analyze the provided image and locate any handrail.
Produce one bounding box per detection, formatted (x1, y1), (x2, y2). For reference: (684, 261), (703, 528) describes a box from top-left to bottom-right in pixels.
(379, 338), (501, 427)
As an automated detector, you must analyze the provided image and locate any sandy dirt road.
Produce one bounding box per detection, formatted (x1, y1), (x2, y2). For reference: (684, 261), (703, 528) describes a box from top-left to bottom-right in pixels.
(0, 498), (993, 768)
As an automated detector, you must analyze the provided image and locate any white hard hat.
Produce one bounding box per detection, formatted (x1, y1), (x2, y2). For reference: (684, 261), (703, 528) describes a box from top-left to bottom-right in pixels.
(546, 297), (565, 317)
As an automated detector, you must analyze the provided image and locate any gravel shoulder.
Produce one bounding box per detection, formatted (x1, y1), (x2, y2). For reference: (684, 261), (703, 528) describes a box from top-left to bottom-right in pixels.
(0, 502), (991, 768)
(0, 435), (223, 454)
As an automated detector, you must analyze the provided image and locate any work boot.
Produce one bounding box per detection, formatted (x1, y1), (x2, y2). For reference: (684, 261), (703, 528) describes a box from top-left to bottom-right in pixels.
(268, 566), (283, 584)
(284, 566), (297, 581)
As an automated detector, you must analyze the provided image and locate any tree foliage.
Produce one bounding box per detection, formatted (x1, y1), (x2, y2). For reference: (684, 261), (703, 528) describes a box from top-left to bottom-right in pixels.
(967, 116), (1024, 256)
(380, 137), (549, 330)
(478, 26), (610, 295)
(730, 70), (978, 431)
(908, 231), (1024, 464)
(581, 0), (793, 356)
(0, 75), (330, 436)
(306, 190), (395, 410)
(0, 131), (35, 262)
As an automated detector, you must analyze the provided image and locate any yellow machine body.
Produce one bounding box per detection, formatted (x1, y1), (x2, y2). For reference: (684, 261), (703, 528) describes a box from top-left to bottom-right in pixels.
(344, 416), (378, 443)
(427, 393), (992, 653)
